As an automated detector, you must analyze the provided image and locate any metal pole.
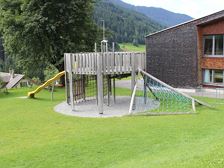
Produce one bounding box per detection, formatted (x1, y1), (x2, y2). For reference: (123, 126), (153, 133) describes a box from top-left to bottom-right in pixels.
(102, 20), (105, 40)
(192, 99), (196, 112)
(144, 75), (147, 104)
(51, 81), (55, 101)
(131, 53), (136, 110)
(129, 83), (137, 114)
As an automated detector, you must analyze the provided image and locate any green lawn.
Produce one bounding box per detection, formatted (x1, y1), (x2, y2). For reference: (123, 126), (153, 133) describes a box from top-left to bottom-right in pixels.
(119, 43), (146, 52)
(1, 88), (224, 168)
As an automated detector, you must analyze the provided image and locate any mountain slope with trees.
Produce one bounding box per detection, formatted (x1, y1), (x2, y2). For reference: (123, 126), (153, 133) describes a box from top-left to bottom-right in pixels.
(93, 0), (164, 44)
(108, 0), (193, 27)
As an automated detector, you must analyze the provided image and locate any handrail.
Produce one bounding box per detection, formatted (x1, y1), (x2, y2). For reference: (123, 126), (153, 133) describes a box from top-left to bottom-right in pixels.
(129, 83), (138, 114)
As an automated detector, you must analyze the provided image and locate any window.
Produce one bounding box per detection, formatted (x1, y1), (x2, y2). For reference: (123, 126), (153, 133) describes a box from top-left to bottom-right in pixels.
(204, 69), (213, 83)
(203, 69), (224, 84)
(215, 35), (224, 55)
(204, 36), (213, 55)
(204, 35), (224, 56)
(214, 70), (223, 83)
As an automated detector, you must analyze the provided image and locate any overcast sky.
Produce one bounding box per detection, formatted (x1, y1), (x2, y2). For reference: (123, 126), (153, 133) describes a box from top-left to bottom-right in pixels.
(122, 0), (224, 18)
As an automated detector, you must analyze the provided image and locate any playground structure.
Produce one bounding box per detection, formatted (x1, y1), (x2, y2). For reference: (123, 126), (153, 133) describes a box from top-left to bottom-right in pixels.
(63, 43), (209, 116)
(64, 51), (146, 114)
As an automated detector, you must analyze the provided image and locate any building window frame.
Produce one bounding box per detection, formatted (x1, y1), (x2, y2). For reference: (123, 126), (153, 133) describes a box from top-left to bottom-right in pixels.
(203, 34), (224, 57)
(203, 69), (224, 85)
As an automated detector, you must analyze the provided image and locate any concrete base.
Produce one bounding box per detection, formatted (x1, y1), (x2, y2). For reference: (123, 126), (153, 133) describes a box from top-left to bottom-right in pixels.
(54, 96), (159, 118)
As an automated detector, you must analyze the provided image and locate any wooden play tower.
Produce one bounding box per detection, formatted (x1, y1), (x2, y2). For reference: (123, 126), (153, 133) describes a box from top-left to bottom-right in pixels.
(64, 46), (146, 114)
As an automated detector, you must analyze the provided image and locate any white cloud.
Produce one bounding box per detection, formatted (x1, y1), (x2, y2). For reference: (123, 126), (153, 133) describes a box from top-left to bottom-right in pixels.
(122, 0), (224, 18)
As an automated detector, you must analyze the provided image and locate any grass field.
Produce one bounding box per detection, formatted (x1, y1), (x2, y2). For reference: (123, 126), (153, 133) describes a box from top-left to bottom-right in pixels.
(1, 88), (224, 167)
(119, 43), (145, 52)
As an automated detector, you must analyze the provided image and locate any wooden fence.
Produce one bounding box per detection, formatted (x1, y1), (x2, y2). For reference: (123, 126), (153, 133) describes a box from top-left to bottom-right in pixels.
(64, 52), (146, 75)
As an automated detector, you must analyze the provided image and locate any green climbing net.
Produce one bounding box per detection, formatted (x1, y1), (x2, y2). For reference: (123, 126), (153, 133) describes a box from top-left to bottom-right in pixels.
(131, 71), (194, 115)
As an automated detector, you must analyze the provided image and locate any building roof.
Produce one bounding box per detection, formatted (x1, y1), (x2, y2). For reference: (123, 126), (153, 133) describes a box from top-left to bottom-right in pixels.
(0, 72), (25, 89)
(0, 72), (11, 82)
(146, 10), (224, 37)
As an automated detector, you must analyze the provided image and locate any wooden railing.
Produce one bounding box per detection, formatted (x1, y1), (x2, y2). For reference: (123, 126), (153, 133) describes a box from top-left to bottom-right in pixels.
(64, 52), (146, 75)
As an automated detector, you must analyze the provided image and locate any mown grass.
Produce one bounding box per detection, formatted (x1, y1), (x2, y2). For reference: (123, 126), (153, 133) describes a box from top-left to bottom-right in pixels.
(119, 43), (145, 52)
(1, 87), (224, 168)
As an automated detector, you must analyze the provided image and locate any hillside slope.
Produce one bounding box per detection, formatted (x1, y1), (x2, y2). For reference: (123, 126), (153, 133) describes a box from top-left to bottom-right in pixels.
(108, 0), (193, 27)
(93, 0), (164, 44)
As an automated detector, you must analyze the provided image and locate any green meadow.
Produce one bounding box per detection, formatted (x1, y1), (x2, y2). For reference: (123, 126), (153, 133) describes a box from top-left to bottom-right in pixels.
(0, 88), (224, 168)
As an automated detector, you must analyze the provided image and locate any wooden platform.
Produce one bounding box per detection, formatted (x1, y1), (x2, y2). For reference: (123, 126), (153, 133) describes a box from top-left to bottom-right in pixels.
(64, 52), (146, 75)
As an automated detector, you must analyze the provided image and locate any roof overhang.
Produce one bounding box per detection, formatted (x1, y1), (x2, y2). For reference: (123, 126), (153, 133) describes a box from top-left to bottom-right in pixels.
(196, 16), (224, 27)
(146, 10), (224, 38)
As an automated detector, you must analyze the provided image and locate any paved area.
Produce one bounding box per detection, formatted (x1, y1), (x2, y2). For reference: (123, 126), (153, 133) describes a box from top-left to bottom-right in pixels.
(116, 80), (224, 99)
(116, 79), (132, 89)
(181, 89), (224, 99)
(54, 96), (159, 118)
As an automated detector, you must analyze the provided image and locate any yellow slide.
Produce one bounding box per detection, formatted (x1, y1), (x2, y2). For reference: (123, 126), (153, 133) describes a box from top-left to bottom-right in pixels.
(28, 71), (65, 98)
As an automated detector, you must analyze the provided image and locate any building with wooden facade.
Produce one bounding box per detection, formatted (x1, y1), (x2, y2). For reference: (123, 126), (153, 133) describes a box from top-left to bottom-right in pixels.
(146, 10), (224, 88)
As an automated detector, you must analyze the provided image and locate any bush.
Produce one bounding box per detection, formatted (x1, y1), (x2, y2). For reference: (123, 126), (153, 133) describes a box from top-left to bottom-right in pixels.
(31, 77), (41, 85)
(44, 64), (59, 82)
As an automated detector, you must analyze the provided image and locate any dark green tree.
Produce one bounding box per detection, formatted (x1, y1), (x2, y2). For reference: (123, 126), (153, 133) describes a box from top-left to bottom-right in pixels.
(0, 0), (99, 79)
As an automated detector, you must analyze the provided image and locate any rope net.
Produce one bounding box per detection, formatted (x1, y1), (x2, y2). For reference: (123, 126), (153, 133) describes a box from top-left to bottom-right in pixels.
(73, 74), (110, 104)
(131, 71), (194, 115)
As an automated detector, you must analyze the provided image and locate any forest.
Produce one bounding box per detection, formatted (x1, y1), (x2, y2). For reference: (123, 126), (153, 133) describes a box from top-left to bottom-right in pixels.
(94, 0), (164, 44)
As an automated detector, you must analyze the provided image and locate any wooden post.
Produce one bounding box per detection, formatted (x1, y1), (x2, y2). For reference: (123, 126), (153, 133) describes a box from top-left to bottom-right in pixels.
(94, 43), (97, 53)
(64, 54), (69, 104)
(107, 76), (110, 106)
(83, 75), (86, 101)
(69, 54), (75, 111)
(113, 78), (116, 103)
(112, 42), (116, 103)
(97, 53), (103, 114)
(106, 42), (108, 52)
(95, 75), (98, 105)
